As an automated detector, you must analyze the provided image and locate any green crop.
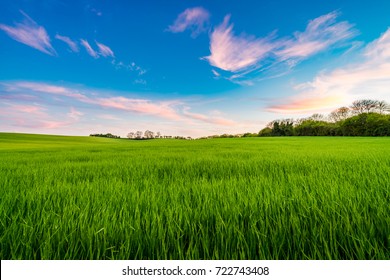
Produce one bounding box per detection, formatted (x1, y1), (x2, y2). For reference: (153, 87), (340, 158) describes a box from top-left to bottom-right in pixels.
(0, 133), (389, 259)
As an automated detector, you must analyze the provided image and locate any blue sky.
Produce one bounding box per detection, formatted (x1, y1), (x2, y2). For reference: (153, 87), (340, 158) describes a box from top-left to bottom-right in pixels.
(1, 0), (390, 137)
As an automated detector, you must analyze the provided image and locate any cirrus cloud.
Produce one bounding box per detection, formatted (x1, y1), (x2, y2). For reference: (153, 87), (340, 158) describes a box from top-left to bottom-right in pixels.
(267, 27), (390, 113)
(96, 41), (115, 57)
(55, 34), (79, 52)
(203, 11), (357, 85)
(204, 15), (275, 73)
(80, 39), (99, 58)
(0, 11), (56, 56)
(167, 7), (210, 38)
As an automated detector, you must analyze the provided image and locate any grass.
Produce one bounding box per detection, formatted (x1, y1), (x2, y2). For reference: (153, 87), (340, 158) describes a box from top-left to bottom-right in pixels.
(0, 133), (389, 260)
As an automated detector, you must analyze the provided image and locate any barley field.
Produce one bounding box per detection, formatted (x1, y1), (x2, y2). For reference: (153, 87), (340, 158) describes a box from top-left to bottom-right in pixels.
(0, 133), (389, 259)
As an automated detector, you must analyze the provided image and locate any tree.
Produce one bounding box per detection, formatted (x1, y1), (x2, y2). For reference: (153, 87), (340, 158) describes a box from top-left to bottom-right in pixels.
(351, 99), (378, 114)
(376, 100), (390, 114)
(135, 131), (143, 139)
(144, 130), (154, 138)
(156, 132), (161, 138)
(309, 113), (325, 121)
(127, 132), (135, 139)
(329, 107), (350, 122)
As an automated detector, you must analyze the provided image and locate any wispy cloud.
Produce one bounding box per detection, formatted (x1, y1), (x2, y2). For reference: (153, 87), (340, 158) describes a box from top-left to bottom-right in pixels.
(267, 28), (390, 113)
(1, 81), (238, 129)
(96, 41), (114, 57)
(276, 11), (357, 60)
(112, 60), (147, 75)
(204, 15), (275, 73)
(167, 7), (210, 37)
(55, 34), (79, 52)
(0, 102), (75, 130)
(212, 69), (221, 78)
(67, 107), (84, 120)
(183, 107), (237, 126)
(0, 11), (56, 56)
(204, 11), (357, 85)
(2, 82), (182, 121)
(80, 39), (99, 58)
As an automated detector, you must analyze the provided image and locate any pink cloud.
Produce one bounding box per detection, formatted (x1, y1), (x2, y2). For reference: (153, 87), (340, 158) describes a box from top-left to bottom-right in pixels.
(55, 34), (79, 52)
(67, 107), (84, 120)
(80, 39), (99, 58)
(204, 15), (275, 72)
(204, 16), (267, 73)
(167, 7), (210, 37)
(268, 28), (390, 113)
(267, 95), (344, 114)
(276, 11), (357, 60)
(10, 104), (46, 115)
(3, 82), (240, 130)
(95, 96), (183, 120)
(0, 11), (56, 56)
(3, 82), (183, 121)
(9, 82), (91, 102)
(183, 107), (237, 126)
(203, 11), (357, 85)
(96, 41), (114, 57)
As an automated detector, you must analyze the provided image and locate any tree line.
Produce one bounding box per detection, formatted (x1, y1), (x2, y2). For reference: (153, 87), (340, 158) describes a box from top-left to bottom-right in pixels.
(258, 99), (390, 137)
(90, 99), (390, 139)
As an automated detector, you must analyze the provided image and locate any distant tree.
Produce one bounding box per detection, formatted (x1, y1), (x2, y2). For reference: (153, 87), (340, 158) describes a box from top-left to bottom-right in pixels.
(90, 133), (120, 138)
(156, 131), (161, 138)
(351, 99), (378, 114)
(144, 130), (154, 138)
(258, 127), (272, 137)
(329, 107), (350, 122)
(127, 132), (135, 139)
(309, 113), (325, 121)
(135, 131), (143, 139)
(376, 100), (390, 114)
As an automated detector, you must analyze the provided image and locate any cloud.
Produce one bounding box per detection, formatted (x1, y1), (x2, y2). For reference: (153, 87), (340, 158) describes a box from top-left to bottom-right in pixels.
(204, 11), (357, 85)
(96, 41), (114, 57)
(134, 79), (147, 85)
(1, 81), (238, 129)
(67, 107), (84, 120)
(204, 15), (275, 73)
(98, 114), (122, 121)
(80, 39), (99, 58)
(2, 82), (183, 121)
(112, 60), (147, 75)
(167, 7), (210, 37)
(183, 107), (237, 126)
(267, 28), (390, 113)
(212, 69), (220, 77)
(55, 34), (79, 52)
(276, 11), (357, 60)
(0, 11), (56, 56)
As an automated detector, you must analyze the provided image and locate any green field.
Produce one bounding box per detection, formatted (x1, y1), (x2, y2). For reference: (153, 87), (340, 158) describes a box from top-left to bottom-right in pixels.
(0, 133), (389, 260)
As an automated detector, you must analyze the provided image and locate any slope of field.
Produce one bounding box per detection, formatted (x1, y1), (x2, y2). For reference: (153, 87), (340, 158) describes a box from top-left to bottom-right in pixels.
(0, 133), (389, 259)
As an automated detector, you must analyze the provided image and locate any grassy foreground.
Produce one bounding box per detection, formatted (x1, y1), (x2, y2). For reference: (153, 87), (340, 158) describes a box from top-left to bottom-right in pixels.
(0, 133), (389, 260)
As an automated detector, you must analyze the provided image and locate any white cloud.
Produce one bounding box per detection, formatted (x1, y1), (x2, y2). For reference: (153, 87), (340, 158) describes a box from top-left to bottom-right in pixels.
(67, 107), (84, 120)
(96, 41), (114, 57)
(55, 34), (79, 52)
(0, 11), (56, 56)
(167, 7), (210, 37)
(276, 11), (357, 60)
(80, 39), (99, 58)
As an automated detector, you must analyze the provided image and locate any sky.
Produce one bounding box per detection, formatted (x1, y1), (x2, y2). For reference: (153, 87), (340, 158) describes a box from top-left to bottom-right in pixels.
(1, 0), (390, 138)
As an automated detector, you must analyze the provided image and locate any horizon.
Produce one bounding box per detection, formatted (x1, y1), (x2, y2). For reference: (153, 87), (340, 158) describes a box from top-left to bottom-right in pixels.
(1, 0), (390, 138)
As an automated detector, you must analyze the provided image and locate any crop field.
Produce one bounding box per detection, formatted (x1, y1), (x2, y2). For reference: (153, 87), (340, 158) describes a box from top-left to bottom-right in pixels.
(0, 133), (389, 260)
